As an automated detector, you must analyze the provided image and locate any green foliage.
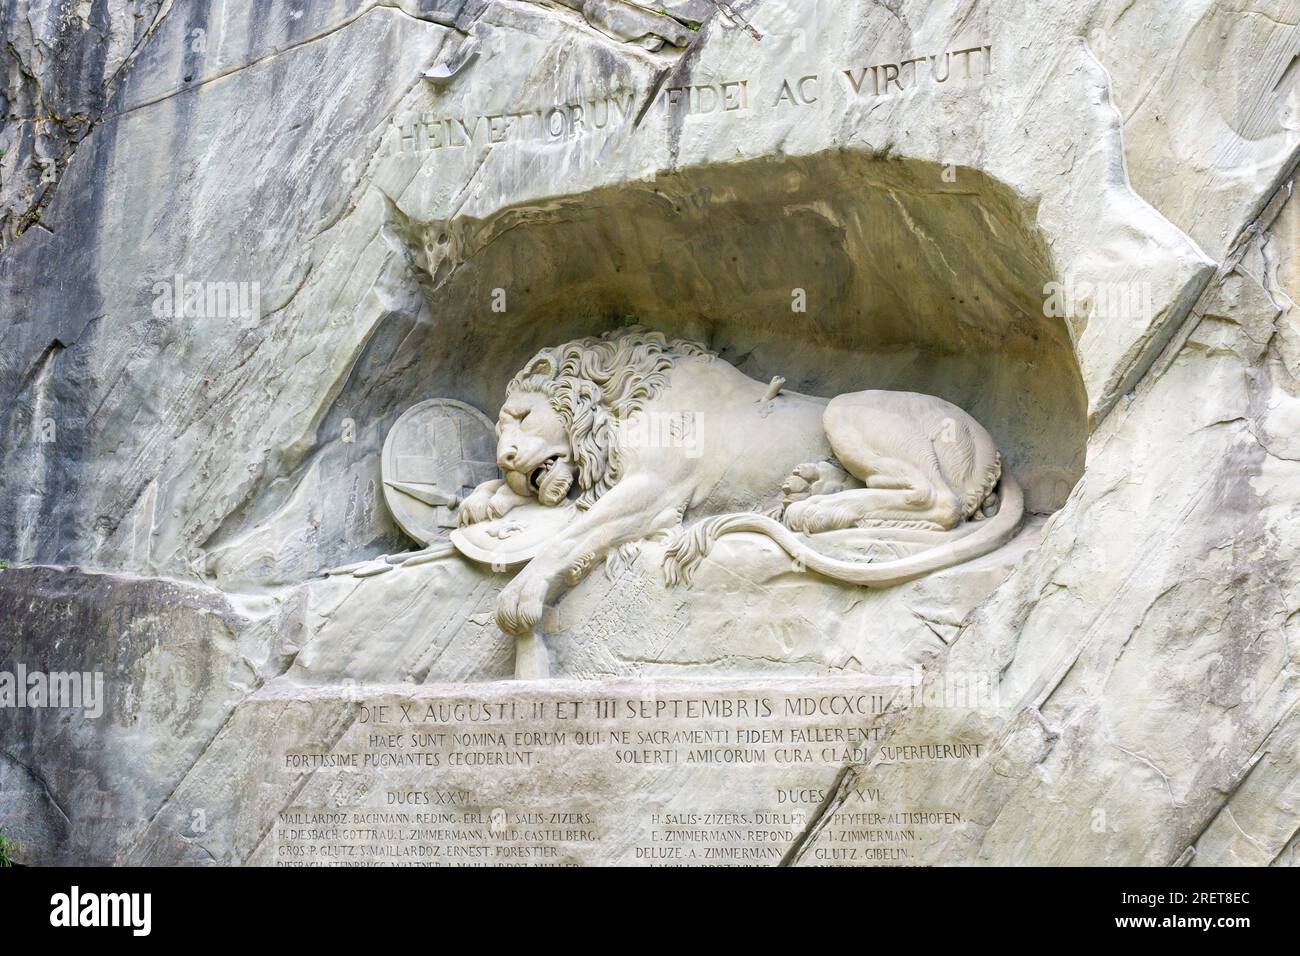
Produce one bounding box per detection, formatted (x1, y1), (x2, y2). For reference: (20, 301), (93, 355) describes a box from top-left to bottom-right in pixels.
(0, 560), (8, 570)
(655, 9), (699, 31)
(0, 832), (15, 867)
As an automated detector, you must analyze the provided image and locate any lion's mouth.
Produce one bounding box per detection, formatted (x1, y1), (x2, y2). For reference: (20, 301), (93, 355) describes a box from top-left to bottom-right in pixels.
(528, 457), (561, 494)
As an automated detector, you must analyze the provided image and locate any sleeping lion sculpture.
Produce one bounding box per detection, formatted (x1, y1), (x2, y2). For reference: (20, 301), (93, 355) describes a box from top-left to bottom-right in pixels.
(456, 328), (1024, 637)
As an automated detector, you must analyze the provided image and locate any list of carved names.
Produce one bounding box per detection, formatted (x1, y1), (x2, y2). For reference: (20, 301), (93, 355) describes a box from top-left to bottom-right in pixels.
(270, 682), (987, 866)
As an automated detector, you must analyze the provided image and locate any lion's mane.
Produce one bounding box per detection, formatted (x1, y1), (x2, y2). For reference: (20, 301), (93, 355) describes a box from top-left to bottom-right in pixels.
(506, 327), (712, 509)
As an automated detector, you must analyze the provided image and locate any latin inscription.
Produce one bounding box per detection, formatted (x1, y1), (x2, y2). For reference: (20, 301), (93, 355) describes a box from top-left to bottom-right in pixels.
(269, 679), (986, 866)
(396, 90), (640, 154)
(842, 44), (993, 98)
(392, 43), (995, 154)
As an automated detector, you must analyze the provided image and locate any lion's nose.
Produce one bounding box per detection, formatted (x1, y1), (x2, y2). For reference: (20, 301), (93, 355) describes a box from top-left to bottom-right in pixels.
(498, 447), (519, 470)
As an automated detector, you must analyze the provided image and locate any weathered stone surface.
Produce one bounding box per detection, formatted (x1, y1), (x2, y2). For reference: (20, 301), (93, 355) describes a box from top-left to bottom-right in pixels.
(0, 0), (1297, 866)
(0, 566), (276, 863)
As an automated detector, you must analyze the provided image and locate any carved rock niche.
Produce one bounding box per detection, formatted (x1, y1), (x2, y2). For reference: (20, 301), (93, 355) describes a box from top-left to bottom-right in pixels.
(286, 152), (1087, 684)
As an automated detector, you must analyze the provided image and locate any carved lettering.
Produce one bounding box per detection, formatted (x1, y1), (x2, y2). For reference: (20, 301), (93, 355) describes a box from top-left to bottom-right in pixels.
(841, 43), (995, 97)
(394, 89), (639, 154)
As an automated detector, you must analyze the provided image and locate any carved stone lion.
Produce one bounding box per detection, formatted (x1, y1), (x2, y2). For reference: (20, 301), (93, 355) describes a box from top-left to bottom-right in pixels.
(458, 328), (1024, 637)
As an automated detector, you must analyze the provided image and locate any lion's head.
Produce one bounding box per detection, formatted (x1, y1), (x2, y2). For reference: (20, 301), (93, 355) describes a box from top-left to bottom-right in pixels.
(499, 327), (712, 509)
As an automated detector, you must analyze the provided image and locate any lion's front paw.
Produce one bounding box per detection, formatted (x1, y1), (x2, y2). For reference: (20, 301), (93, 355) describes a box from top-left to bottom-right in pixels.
(459, 481), (531, 527)
(457, 486), (496, 526)
(495, 568), (550, 636)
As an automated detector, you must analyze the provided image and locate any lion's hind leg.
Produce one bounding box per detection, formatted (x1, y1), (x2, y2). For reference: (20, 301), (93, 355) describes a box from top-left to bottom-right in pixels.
(784, 487), (952, 533)
(783, 491), (895, 533)
(796, 400), (963, 533)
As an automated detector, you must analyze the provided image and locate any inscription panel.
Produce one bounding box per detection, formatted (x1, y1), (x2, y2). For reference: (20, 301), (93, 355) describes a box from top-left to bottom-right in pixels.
(389, 42), (996, 156)
(262, 678), (988, 866)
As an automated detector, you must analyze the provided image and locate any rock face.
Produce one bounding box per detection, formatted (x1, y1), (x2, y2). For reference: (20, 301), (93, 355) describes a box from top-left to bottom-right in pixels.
(0, 0), (1297, 866)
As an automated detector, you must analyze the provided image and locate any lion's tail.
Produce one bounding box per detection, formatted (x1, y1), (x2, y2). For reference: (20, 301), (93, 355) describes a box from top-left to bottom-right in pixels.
(663, 475), (1024, 588)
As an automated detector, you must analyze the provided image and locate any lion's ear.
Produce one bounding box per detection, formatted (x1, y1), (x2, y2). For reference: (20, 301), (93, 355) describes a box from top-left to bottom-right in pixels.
(524, 354), (556, 378)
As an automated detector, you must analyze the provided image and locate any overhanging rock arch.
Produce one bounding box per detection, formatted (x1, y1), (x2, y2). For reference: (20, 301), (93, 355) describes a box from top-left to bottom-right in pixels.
(370, 151), (1087, 516)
